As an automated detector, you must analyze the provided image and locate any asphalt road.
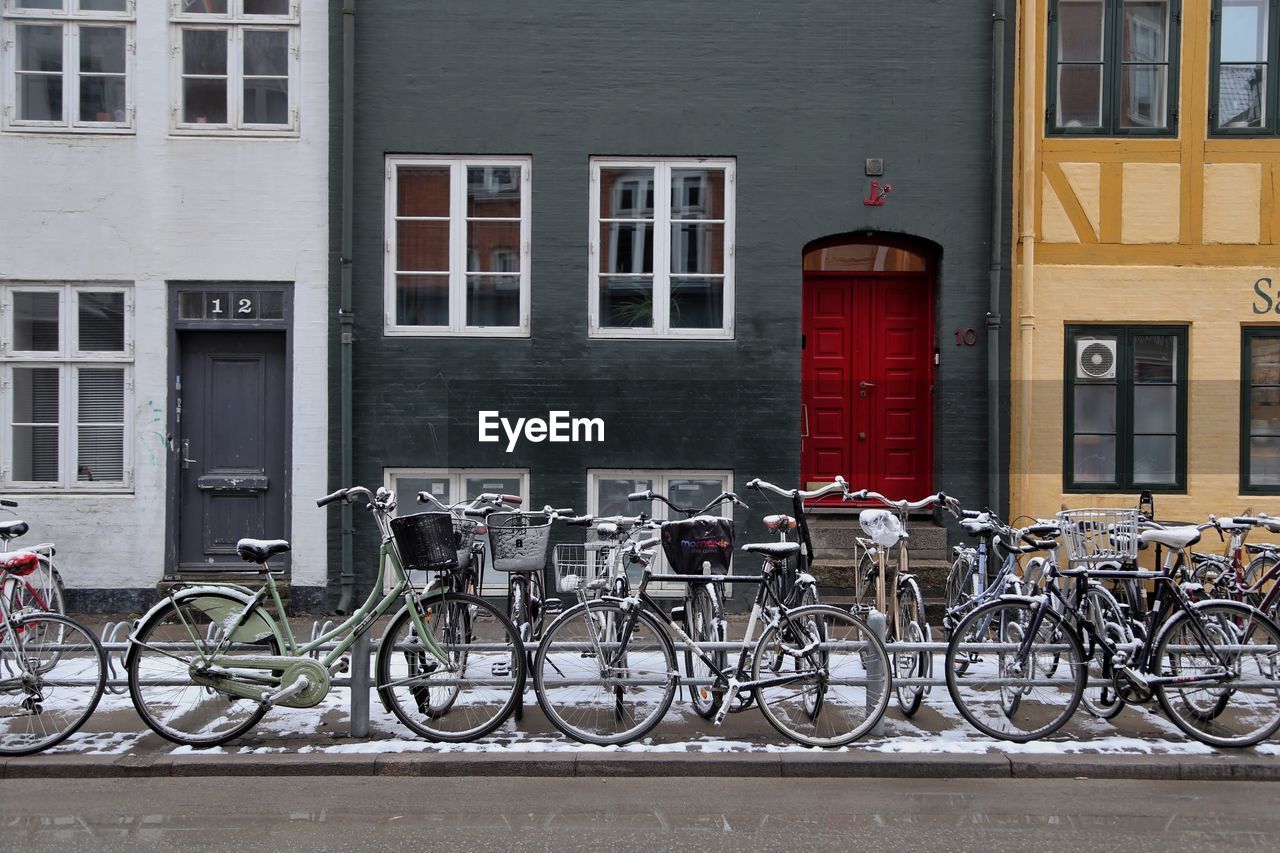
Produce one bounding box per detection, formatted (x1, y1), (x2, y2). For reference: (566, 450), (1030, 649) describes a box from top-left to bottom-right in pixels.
(2, 776), (1278, 852)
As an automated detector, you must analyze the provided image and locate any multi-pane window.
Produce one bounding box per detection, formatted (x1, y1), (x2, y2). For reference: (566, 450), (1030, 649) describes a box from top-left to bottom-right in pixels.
(587, 470), (734, 594)
(590, 158), (735, 339)
(1242, 329), (1280, 492)
(385, 156), (531, 336)
(1, 284), (132, 490)
(385, 468), (529, 593)
(1048, 0), (1179, 135)
(1065, 326), (1186, 491)
(2, 0), (134, 132)
(171, 0), (298, 133)
(1211, 0), (1280, 133)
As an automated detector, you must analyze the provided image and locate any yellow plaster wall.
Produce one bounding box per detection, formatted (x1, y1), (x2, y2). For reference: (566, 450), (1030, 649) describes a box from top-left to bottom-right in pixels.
(1202, 163), (1262, 245)
(1060, 162), (1101, 235)
(1120, 164), (1180, 244)
(1010, 265), (1280, 523)
(1041, 175), (1080, 243)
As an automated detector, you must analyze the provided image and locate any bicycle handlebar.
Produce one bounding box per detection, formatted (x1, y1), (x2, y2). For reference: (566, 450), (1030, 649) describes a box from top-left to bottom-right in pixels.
(746, 476), (848, 501)
(627, 489), (749, 514)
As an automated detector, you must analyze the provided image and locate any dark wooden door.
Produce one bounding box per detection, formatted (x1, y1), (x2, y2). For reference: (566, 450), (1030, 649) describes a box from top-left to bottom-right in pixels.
(801, 274), (933, 499)
(177, 331), (288, 571)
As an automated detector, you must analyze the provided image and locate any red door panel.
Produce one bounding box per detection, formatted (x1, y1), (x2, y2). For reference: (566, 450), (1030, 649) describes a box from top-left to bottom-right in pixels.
(801, 273), (933, 500)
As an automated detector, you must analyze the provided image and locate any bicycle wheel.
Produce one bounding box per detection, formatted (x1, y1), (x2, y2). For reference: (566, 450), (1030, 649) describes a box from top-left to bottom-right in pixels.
(127, 592), (278, 747)
(1244, 554), (1277, 613)
(509, 575), (530, 643)
(1154, 600), (1280, 748)
(533, 599), (677, 746)
(945, 598), (1085, 742)
(529, 569), (547, 641)
(753, 604), (890, 747)
(6, 558), (65, 616)
(1080, 584), (1125, 720)
(685, 584), (725, 720)
(893, 576), (929, 716)
(852, 549), (877, 611)
(377, 591), (524, 742)
(0, 612), (105, 756)
(944, 554), (977, 634)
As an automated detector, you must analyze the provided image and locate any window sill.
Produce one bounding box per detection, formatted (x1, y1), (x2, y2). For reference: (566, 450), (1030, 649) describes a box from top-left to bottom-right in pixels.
(384, 326), (530, 339)
(170, 127), (300, 139)
(2, 125), (135, 136)
(589, 329), (736, 342)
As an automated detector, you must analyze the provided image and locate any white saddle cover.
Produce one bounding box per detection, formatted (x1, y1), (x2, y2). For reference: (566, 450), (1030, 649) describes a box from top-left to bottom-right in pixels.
(1140, 526), (1201, 549)
(859, 509), (905, 548)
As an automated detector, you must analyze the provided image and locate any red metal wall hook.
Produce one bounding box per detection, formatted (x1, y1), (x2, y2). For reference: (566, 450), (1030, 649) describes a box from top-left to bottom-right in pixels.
(864, 179), (892, 206)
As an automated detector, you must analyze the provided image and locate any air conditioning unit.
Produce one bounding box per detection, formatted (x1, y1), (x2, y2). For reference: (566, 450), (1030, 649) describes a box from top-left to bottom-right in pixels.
(1076, 338), (1117, 380)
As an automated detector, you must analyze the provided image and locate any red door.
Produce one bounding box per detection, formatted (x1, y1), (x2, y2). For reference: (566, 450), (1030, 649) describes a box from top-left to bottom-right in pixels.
(801, 273), (933, 500)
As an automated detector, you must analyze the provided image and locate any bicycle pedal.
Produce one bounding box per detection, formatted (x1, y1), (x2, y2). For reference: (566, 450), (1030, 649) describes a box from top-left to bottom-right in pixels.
(491, 662), (511, 677)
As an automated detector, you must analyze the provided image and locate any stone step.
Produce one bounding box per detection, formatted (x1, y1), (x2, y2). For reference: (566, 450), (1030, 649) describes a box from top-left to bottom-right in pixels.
(807, 558), (952, 597)
(809, 519), (951, 562)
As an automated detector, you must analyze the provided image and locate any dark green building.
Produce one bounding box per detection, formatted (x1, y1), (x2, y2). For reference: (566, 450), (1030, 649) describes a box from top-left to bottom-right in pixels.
(328, 0), (1014, 608)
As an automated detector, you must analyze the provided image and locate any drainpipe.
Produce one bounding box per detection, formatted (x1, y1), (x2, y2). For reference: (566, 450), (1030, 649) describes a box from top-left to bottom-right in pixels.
(988, 0), (1006, 516)
(1017, 0), (1039, 519)
(337, 0), (356, 614)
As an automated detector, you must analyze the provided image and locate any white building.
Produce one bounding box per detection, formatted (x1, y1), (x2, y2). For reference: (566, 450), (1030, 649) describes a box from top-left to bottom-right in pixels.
(0, 0), (328, 610)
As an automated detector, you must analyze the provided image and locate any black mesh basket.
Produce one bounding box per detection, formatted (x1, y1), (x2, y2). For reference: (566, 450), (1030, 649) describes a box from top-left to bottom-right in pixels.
(390, 512), (459, 573)
(661, 517), (735, 575)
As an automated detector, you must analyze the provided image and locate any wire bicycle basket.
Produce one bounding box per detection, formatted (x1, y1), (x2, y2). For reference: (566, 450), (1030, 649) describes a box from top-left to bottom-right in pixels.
(1055, 508), (1139, 565)
(389, 512), (465, 573)
(488, 512), (553, 572)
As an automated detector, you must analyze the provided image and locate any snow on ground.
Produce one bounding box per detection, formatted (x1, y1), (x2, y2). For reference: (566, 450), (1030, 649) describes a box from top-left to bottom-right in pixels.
(38, 653), (1255, 759)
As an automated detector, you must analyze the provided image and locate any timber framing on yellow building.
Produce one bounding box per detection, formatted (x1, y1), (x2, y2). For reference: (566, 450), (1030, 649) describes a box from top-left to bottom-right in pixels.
(1013, 0), (1280, 521)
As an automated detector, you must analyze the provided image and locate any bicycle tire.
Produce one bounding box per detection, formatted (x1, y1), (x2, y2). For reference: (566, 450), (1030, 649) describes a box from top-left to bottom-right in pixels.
(852, 549), (877, 611)
(1153, 600), (1280, 748)
(894, 575), (929, 716)
(945, 597), (1085, 743)
(685, 583), (725, 720)
(0, 612), (105, 756)
(509, 576), (530, 643)
(377, 591), (525, 742)
(753, 604), (890, 747)
(1080, 584), (1125, 720)
(127, 592), (276, 747)
(533, 598), (677, 746)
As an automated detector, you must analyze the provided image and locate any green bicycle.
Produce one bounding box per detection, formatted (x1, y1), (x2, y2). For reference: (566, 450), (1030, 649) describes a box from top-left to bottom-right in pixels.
(125, 486), (526, 748)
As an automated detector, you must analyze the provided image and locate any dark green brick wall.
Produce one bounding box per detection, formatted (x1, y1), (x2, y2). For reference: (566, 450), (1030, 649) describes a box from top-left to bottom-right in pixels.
(328, 0), (1015, 601)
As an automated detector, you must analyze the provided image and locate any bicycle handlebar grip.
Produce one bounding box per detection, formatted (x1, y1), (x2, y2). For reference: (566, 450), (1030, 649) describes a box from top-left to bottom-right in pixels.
(549, 507), (574, 515)
(565, 516), (595, 526)
(962, 509), (982, 519)
(316, 489), (348, 507)
(746, 478), (762, 490)
(0, 499), (16, 508)
(500, 494), (523, 505)
(1234, 516), (1261, 525)
(415, 491), (431, 504)
(628, 491), (652, 501)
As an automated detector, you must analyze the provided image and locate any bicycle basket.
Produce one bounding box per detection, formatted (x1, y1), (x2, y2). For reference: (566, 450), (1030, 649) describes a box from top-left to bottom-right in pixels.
(661, 517), (734, 575)
(488, 512), (553, 572)
(1055, 508), (1139, 565)
(389, 512), (458, 573)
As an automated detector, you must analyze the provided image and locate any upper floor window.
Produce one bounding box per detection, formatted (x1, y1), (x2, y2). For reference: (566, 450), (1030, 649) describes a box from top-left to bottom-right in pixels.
(1047, 0), (1180, 135)
(589, 158), (735, 339)
(1065, 325), (1187, 492)
(0, 282), (133, 491)
(1, 0), (135, 133)
(1211, 0), (1280, 133)
(385, 156), (531, 337)
(171, 0), (298, 135)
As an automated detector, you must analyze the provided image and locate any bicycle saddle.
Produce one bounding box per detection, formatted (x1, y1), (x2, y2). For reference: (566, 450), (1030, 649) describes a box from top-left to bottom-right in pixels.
(762, 514), (797, 531)
(741, 542), (801, 559)
(0, 549), (38, 576)
(0, 520), (29, 539)
(236, 538), (292, 563)
(1140, 526), (1200, 549)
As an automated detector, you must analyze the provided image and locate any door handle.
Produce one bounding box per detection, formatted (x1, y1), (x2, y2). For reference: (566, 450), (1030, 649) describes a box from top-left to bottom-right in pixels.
(800, 404), (810, 438)
(859, 381), (876, 389)
(181, 439), (198, 469)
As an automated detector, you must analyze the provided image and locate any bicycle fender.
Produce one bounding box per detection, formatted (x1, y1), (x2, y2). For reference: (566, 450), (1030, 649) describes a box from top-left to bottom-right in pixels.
(129, 585), (284, 649)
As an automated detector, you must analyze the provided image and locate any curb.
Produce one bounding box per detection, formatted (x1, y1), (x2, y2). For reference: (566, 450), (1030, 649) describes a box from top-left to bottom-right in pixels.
(4, 751), (1280, 781)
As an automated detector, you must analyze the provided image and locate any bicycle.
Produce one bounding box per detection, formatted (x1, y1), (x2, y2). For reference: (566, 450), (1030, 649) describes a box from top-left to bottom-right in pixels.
(945, 508), (1280, 747)
(0, 549), (106, 756)
(413, 490), (524, 597)
(626, 487), (749, 720)
(125, 485), (526, 747)
(533, 532), (891, 746)
(0, 498), (65, 618)
(844, 487), (958, 716)
(487, 505), (574, 645)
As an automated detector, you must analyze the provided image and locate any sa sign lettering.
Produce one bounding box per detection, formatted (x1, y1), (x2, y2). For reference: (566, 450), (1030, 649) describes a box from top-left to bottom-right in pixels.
(1254, 277), (1280, 314)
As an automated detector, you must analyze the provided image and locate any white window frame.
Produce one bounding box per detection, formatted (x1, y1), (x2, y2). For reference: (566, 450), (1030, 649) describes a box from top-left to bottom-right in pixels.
(384, 155), (532, 338)
(383, 467), (530, 595)
(169, 0), (299, 136)
(2, 0), (136, 133)
(587, 468), (735, 597)
(588, 157), (735, 340)
(0, 282), (134, 492)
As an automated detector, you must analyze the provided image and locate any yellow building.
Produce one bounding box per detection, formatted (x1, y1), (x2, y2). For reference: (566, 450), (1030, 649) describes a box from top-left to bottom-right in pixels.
(1012, 0), (1280, 522)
